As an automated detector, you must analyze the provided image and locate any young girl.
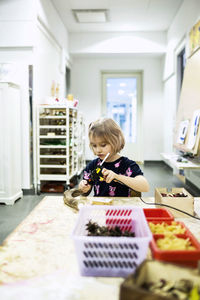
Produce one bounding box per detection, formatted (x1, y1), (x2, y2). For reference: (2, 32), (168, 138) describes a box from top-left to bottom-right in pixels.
(79, 117), (149, 197)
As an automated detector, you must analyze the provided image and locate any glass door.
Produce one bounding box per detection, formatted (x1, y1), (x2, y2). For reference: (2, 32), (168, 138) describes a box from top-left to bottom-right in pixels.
(102, 72), (143, 162)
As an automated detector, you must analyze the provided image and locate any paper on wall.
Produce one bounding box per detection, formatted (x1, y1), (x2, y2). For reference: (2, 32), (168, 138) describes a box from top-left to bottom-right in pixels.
(187, 110), (200, 150)
(176, 120), (189, 144)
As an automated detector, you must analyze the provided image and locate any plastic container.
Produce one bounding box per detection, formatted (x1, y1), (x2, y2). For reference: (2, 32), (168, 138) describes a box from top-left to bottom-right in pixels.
(72, 205), (152, 277)
(143, 208), (174, 222)
(149, 220), (200, 267)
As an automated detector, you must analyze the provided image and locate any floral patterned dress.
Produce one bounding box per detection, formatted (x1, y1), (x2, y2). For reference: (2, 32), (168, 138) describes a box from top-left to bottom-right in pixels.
(83, 156), (143, 197)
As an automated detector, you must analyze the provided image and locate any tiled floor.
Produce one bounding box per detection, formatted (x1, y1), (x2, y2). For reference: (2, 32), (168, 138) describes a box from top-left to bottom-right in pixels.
(0, 161), (199, 245)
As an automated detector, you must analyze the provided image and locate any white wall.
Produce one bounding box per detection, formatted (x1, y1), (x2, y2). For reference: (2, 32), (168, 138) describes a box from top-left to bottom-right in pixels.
(69, 30), (166, 161)
(34, 23), (65, 103)
(70, 2), (200, 162)
(0, 0), (36, 47)
(0, 0), (70, 189)
(163, 75), (176, 153)
(33, 0), (70, 189)
(164, 0), (200, 81)
(70, 32), (166, 55)
(71, 56), (164, 161)
(163, 0), (200, 154)
(35, 0), (70, 102)
(0, 0), (35, 189)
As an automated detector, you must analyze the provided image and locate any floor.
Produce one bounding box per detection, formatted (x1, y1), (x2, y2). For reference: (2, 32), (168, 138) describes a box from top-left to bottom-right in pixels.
(0, 161), (199, 245)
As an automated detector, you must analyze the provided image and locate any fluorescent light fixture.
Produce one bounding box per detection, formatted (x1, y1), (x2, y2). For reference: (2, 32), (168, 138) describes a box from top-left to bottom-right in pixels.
(72, 9), (109, 23)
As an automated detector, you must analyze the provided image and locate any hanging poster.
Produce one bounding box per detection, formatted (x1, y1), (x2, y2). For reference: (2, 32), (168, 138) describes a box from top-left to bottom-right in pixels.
(187, 110), (200, 150)
(176, 120), (189, 144)
(189, 20), (200, 55)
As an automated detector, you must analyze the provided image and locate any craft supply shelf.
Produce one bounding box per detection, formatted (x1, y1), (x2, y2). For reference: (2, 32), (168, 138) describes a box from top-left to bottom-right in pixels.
(36, 105), (85, 193)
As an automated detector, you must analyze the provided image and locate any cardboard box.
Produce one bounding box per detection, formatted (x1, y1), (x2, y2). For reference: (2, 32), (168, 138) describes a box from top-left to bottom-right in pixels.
(155, 187), (194, 218)
(120, 259), (200, 300)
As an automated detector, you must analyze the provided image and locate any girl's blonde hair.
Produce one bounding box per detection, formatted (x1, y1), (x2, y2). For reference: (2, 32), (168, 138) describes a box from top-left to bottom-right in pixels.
(88, 118), (125, 153)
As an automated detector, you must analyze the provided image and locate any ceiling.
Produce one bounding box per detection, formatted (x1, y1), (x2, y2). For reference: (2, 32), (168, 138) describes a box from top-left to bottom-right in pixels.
(50, 0), (184, 33)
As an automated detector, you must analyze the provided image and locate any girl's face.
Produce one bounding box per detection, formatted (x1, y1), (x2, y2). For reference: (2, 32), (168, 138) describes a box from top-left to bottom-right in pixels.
(90, 136), (119, 162)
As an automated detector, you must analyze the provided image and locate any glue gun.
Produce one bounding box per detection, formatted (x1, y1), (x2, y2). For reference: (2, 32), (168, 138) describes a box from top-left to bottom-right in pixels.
(87, 153), (124, 186)
(90, 163), (125, 185)
(91, 165), (104, 182)
(88, 153), (110, 183)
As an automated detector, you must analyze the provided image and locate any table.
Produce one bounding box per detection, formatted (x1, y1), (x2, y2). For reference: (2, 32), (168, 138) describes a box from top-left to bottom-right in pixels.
(161, 153), (200, 170)
(0, 196), (200, 299)
(161, 152), (200, 183)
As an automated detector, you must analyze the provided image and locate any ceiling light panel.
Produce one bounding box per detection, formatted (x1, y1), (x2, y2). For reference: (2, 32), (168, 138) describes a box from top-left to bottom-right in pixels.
(72, 9), (109, 23)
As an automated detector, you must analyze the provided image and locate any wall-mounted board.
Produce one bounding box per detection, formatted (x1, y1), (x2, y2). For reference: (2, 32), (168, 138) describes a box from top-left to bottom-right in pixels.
(174, 48), (200, 155)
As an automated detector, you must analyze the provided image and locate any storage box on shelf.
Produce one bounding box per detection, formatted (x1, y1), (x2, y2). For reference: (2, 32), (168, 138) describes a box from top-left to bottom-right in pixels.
(36, 105), (85, 193)
(72, 205), (152, 277)
(155, 187), (194, 218)
(120, 260), (200, 300)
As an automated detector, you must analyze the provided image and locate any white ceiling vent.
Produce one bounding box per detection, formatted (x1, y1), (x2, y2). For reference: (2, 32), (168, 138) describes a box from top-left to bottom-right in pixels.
(72, 9), (109, 23)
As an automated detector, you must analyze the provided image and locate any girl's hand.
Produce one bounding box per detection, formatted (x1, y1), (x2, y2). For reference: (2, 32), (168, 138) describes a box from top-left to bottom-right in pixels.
(79, 180), (91, 193)
(102, 168), (117, 183)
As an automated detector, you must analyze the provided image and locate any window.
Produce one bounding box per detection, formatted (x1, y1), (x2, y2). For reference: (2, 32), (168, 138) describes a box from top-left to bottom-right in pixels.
(105, 77), (137, 143)
(102, 72), (143, 162)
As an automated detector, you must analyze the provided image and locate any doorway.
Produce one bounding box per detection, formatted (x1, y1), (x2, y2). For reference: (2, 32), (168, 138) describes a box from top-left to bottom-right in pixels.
(29, 65), (34, 188)
(102, 71), (143, 162)
(177, 47), (186, 109)
(66, 66), (71, 94)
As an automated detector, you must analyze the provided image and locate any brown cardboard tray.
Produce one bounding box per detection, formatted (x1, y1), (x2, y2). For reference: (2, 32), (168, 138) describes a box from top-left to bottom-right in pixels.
(120, 259), (200, 300)
(155, 187), (194, 218)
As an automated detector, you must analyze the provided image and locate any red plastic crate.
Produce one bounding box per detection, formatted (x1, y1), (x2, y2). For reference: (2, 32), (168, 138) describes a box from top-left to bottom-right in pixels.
(143, 208), (174, 222)
(149, 221), (200, 267)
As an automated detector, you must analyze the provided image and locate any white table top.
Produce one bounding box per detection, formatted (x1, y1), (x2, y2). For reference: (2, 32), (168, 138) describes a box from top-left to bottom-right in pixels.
(0, 196), (200, 299)
(161, 152), (200, 169)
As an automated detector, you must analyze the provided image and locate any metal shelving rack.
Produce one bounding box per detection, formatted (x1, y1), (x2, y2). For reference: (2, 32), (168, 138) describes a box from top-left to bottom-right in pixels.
(77, 112), (86, 175)
(36, 105), (85, 193)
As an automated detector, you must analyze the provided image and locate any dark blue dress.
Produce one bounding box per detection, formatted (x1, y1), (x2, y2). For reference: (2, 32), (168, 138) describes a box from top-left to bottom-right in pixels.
(83, 156), (143, 197)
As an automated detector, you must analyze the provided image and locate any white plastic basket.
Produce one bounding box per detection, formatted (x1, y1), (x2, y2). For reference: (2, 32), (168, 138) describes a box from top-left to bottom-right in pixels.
(72, 205), (152, 277)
